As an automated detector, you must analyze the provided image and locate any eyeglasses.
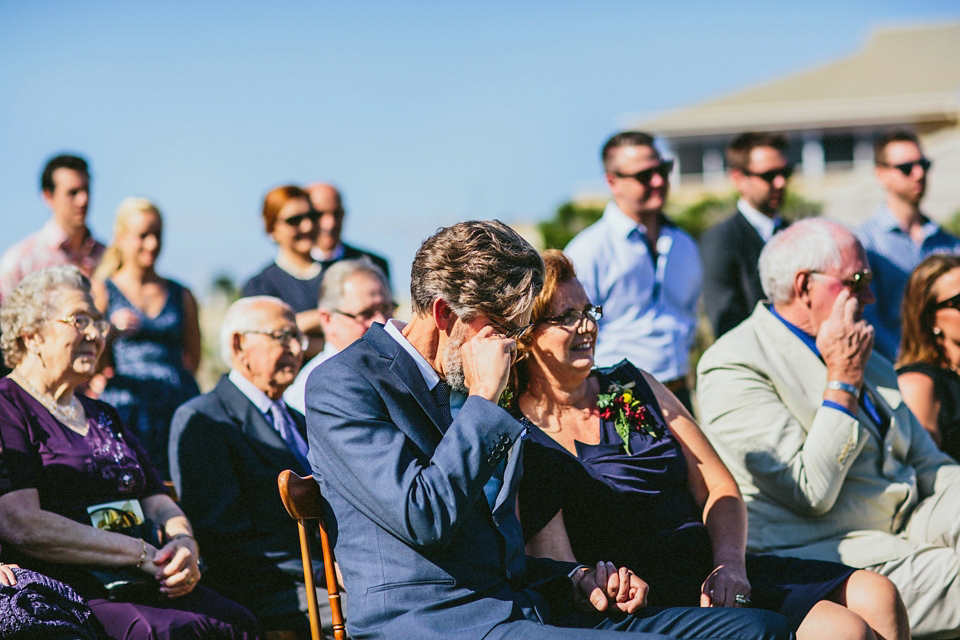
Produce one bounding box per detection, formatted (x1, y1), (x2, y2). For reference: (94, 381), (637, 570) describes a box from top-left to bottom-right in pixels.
(334, 302), (398, 323)
(611, 159), (674, 186)
(279, 210), (322, 228)
(489, 320), (536, 341)
(878, 158), (931, 176)
(56, 314), (110, 335)
(541, 305), (603, 329)
(934, 291), (960, 311)
(740, 165), (794, 183)
(809, 269), (873, 294)
(316, 207), (345, 219)
(243, 328), (308, 350)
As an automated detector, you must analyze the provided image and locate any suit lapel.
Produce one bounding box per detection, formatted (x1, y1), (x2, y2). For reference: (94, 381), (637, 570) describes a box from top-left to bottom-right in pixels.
(215, 376), (309, 474)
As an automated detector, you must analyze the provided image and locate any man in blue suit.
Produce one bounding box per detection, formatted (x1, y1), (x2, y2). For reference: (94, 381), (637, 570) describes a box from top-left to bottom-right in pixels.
(305, 220), (791, 640)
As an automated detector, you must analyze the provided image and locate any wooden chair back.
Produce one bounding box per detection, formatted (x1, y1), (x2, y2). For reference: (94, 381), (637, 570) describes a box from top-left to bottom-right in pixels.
(277, 470), (346, 640)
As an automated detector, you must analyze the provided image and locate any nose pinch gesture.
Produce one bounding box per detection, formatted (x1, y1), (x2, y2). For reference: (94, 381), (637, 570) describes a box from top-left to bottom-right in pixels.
(816, 289), (874, 391)
(460, 326), (516, 402)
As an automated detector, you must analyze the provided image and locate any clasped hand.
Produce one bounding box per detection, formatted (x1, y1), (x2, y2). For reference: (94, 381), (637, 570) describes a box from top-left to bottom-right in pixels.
(141, 537), (201, 598)
(700, 563), (751, 608)
(572, 561), (648, 614)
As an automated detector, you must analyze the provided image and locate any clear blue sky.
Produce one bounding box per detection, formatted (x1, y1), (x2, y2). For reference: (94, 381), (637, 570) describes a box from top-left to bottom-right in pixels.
(2, 0), (958, 299)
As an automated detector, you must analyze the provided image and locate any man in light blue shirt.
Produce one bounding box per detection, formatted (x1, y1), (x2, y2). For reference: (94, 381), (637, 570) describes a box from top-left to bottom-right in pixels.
(857, 130), (960, 361)
(566, 131), (701, 410)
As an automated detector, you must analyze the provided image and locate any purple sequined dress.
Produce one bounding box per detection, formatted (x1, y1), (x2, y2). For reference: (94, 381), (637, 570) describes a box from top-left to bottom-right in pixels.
(0, 377), (260, 640)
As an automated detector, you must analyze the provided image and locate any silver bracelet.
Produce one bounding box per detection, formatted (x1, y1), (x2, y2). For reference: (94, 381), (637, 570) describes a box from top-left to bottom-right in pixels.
(826, 380), (859, 395)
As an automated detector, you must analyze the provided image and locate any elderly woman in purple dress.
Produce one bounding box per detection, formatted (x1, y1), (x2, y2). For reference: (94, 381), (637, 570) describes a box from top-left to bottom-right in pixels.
(0, 266), (259, 640)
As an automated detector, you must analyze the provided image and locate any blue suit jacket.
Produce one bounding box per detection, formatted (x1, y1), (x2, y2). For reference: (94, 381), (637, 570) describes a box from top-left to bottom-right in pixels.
(305, 324), (578, 640)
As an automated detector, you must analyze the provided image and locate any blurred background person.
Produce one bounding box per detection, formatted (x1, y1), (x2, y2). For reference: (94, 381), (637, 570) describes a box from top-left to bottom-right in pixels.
(243, 185), (325, 359)
(284, 259), (394, 414)
(306, 182), (390, 283)
(897, 253), (960, 461)
(0, 266), (258, 639)
(92, 197), (201, 480)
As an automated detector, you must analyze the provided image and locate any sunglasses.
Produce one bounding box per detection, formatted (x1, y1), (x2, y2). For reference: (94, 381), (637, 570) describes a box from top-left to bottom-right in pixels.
(612, 159), (674, 186)
(279, 210), (322, 227)
(878, 158), (931, 176)
(809, 269), (873, 294)
(740, 165), (794, 183)
(934, 291), (960, 311)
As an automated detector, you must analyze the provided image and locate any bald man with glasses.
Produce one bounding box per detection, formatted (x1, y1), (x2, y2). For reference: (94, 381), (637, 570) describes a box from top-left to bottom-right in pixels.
(565, 131), (700, 413)
(858, 130), (960, 361)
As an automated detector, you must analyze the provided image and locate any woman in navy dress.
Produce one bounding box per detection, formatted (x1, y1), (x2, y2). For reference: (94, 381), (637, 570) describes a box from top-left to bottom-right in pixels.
(0, 266), (258, 639)
(508, 250), (908, 640)
(93, 198), (201, 479)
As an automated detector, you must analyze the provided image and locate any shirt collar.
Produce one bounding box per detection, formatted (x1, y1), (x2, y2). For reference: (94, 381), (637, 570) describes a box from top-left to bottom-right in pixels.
(383, 318), (441, 389)
(39, 219), (97, 253)
(873, 203), (936, 236)
(228, 368), (277, 414)
(737, 198), (780, 242)
(602, 201), (673, 240)
(768, 304), (821, 358)
(311, 243), (346, 262)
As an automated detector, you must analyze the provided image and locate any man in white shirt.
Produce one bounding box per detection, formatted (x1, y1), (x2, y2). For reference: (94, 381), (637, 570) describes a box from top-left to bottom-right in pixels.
(566, 131), (701, 411)
(700, 132), (792, 339)
(284, 259), (394, 414)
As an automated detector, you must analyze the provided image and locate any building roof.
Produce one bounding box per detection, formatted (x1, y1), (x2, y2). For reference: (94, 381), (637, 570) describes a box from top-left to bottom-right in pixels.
(634, 22), (960, 138)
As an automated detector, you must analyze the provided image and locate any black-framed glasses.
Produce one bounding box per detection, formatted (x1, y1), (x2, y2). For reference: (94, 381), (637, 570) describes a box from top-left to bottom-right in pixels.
(488, 320), (536, 341)
(279, 210), (322, 227)
(611, 159), (674, 186)
(934, 291), (960, 311)
(878, 158), (931, 176)
(243, 328), (308, 350)
(56, 314), (110, 335)
(542, 305), (603, 329)
(740, 165), (794, 183)
(334, 302), (398, 323)
(809, 269), (873, 294)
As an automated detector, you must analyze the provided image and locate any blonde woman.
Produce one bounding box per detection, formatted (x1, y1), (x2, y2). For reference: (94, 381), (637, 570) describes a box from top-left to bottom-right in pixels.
(92, 198), (200, 478)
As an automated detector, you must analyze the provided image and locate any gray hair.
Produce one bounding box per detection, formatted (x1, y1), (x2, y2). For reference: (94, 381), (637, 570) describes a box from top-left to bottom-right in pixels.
(759, 218), (858, 304)
(218, 295), (293, 365)
(410, 220), (544, 324)
(318, 259), (390, 311)
(0, 266), (91, 368)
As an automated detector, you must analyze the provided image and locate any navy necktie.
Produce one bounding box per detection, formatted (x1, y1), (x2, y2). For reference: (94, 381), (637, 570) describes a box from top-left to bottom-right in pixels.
(432, 380), (453, 430)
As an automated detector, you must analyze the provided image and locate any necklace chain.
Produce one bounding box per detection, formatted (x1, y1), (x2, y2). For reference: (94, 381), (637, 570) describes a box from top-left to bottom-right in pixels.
(9, 371), (83, 425)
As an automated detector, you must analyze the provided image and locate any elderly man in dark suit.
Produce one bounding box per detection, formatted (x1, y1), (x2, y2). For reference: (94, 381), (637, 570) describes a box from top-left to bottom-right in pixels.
(305, 220), (791, 640)
(700, 132), (792, 338)
(170, 295), (335, 639)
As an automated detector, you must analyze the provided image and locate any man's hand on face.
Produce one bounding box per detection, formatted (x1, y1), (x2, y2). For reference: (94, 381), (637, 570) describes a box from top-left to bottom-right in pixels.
(461, 325), (516, 402)
(572, 561), (648, 614)
(817, 289), (874, 392)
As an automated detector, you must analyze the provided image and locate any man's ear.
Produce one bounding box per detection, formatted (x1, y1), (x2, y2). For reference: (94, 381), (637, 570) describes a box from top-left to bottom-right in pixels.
(795, 271), (813, 305)
(317, 308), (333, 332)
(232, 332), (246, 365)
(433, 298), (455, 333)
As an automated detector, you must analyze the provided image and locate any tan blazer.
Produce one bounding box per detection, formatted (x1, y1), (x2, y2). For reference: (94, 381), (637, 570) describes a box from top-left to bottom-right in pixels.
(697, 302), (960, 568)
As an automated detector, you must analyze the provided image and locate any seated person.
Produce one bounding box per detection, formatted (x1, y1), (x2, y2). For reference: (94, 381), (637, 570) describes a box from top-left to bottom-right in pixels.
(510, 250), (907, 640)
(305, 220), (793, 640)
(896, 253), (960, 461)
(170, 296), (337, 639)
(284, 259), (394, 414)
(697, 218), (960, 639)
(0, 266), (258, 640)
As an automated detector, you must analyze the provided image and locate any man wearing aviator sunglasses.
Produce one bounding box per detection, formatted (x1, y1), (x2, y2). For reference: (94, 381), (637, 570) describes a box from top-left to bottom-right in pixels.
(702, 132), (793, 338)
(566, 131), (701, 412)
(858, 130), (960, 360)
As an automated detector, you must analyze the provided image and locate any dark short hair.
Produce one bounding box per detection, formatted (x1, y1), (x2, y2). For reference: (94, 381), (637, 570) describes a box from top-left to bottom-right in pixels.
(262, 185), (311, 234)
(874, 130), (920, 165)
(40, 154), (89, 194)
(410, 220), (544, 324)
(601, 131), (658, 172)
(725, 132), (788, 171)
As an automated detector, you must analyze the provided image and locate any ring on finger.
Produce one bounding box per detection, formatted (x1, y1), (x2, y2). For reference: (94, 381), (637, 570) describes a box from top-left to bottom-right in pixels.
(735, 594), (751, 605)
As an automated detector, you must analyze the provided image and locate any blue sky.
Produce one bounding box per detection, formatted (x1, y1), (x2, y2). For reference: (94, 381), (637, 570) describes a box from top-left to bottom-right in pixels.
(2, 0), (958, 299)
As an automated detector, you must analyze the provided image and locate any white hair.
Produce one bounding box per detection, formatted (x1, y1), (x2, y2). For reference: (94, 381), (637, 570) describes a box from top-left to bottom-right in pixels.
(218, 295), (293, 365)
(317, 259), (390, 311)
(759, 218), (859, 304)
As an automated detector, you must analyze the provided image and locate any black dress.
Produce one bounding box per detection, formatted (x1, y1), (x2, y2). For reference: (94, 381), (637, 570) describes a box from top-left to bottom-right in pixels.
(517, 360), (855, 631)
(896, 362), (960, 461)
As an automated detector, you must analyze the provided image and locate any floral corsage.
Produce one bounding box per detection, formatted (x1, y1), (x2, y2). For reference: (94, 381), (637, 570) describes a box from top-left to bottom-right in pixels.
(597, 381), (665, 453)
